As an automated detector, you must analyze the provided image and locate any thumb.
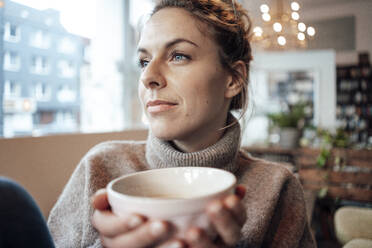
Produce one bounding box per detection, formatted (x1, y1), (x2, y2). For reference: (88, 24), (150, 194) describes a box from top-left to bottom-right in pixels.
(91, 188), (110, 210)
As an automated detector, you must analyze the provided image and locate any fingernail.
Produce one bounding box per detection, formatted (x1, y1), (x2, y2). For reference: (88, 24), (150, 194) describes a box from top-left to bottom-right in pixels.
(128, 215), (143, 229)
(95, 188), (106, 196)
(165, 241), (184, 248)
(225, 195), (239, 209)
(187, 228), (201, 242)
(209, 201), (223, 214)
(150, 221), (167, 236)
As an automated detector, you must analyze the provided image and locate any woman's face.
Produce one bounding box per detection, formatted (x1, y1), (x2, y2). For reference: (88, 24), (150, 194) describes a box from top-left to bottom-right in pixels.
(137, 8), (233, 145)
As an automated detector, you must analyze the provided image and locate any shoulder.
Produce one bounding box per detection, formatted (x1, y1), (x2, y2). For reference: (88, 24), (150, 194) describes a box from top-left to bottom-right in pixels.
(236, 149), (302, 198)
(85, 140), (146, 161)
(237, 149), (294, 180)
(78, 140), (148, 175)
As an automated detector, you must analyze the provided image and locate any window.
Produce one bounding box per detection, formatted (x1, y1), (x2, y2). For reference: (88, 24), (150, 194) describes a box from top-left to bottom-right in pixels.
(57, 85), (77, 102)
(56, 110), (75, 125)
(1, 0), (154, 137)
(34, 83), (51, 101)
(3, 51), (21, 71)
(58, 60), (75, 78)
(4, 80), (22, 98)
(30, 30), (51, 49)
(3, 22), (21, 42)
(45, 18), (54, 26)
(58, 37), (76, 54)
(31, 56), (49, 74)
(21, 10), (29, 18)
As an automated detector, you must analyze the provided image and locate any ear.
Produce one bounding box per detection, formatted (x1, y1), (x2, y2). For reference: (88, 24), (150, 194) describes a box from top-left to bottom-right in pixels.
(224, 60), (247, 99)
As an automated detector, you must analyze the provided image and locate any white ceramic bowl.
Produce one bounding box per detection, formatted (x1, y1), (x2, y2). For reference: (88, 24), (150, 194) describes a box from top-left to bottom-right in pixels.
(107, 167), (236, 238)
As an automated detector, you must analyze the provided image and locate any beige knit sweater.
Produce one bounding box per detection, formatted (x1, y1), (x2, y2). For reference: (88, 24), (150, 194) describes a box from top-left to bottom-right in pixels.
(47, 123), (316, 248)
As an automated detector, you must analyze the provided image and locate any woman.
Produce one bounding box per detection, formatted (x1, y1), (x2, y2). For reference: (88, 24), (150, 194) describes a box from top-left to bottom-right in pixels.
(48, 0), (316, 247)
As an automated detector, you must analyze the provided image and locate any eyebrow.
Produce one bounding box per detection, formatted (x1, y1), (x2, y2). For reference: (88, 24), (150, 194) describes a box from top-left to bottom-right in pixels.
(137, 38), (199, 54)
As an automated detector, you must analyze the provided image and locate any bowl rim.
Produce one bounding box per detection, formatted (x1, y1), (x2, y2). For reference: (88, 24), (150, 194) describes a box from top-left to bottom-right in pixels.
(107, 167), (237, 204)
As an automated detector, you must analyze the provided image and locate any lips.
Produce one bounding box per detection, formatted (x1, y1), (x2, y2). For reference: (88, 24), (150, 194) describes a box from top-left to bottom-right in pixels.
(146, 99), (178, 114)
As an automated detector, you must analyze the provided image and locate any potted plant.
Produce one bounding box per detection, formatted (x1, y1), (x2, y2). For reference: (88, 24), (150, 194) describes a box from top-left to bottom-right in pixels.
(267, 102), (307, 148)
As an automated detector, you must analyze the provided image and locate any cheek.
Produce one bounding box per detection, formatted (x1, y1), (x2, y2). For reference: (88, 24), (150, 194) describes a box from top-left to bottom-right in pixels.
(182, 82), (222, 114)
(138, 83), (146, 105)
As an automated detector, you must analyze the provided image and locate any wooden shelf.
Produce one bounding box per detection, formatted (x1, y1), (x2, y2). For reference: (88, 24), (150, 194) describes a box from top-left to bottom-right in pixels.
(244, 146), (372, 203)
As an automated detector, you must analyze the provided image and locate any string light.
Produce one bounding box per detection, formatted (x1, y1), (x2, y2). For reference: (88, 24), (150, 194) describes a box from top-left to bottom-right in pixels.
(298, 22), (306, 32)
(307, 26), (316, 36)
(262, 13), (271, 22)
(254, 26), (263, 36)
(252, 0), (316, 50)
(297, 32), (305, 41)
(277, 36), (286, 46)
(291, 2), (300, 11)
(291, 12), (299, 20)
(260, 4), (270, 13)
(273, 22), (282, 32)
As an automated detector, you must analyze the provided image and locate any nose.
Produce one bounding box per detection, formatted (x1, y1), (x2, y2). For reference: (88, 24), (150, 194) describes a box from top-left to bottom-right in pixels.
(140, 60), (166, 90)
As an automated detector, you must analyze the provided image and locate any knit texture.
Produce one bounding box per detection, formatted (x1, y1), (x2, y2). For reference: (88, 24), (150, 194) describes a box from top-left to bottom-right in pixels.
(47, 122), (316, 248)
(146, 119), (241, 173)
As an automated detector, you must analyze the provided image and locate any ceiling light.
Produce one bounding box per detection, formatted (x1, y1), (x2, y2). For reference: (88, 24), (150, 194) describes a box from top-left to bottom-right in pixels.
(297, 32), (305, 41)
(273, 22), (282, 32)
(307, 26), (316, 36)
(277, 36), (286, 46)
(298, 22), (306, 32)
(291, 12), (299, 20)
(262, 13), (271, 22)
(260, 4), (270, 13)
(291, 2), (300, 11)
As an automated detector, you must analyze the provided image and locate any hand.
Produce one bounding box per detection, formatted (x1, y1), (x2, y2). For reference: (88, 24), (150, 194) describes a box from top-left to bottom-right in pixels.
(184, 185), (247, 248)
(91, 189), (175, 248)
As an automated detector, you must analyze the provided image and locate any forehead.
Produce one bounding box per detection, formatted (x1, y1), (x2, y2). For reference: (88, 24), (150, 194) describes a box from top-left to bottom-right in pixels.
(138, 8), (213, 49)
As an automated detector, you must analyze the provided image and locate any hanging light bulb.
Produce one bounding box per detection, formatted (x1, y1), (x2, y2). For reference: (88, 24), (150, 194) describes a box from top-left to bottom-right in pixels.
(298, 22), (306, 32)
(260, 4), (270, 13)
(291, 2), (300, 11)
(297, 32), (305, 41)
(291, 12), (299, 20)
(277, 36), (286, 46)
(262, 13), (271, 22)
(253, 26), (263, 36)
(307, 26), (316, 36)
(273, 22), (282, 32)
(253, 0), (316, 50)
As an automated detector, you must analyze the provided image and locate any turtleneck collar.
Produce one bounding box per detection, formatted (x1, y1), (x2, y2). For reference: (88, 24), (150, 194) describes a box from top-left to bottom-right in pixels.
(145, 114), (241, 173)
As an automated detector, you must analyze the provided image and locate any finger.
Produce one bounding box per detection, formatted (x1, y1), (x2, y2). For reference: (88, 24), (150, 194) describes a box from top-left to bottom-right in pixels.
(206, 200), (241, 246)
(156, 239), (187, 248)
(92, 211), (146, 237)
(101, 220), (172, 248)
(223, 194), (247, 226)
(234, 185), (246, 199)
(91, 189), (110, 210)
(185, 227), (218, 248)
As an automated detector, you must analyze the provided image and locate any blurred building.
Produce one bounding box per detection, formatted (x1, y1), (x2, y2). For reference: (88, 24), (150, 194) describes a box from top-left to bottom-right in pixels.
(0, 1), (4, 136)
(0, 0), (87, 137)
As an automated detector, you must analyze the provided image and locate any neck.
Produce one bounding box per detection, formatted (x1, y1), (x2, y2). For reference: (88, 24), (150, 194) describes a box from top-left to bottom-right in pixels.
(172, 128), (225, 153)
(145, 113), (241, 171)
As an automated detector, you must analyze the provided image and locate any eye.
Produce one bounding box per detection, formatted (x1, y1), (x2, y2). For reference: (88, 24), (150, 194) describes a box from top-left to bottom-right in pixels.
(171, 52), (191, 63)
(138, 59), (149, 69)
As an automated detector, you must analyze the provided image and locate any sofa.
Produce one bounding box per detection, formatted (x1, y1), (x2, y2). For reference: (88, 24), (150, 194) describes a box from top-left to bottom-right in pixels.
(0, 130), (148, 218)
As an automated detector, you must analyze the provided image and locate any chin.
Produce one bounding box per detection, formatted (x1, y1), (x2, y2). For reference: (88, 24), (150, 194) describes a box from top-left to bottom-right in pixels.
(151, 128), (177, 141)
(149, 121), (186, 141)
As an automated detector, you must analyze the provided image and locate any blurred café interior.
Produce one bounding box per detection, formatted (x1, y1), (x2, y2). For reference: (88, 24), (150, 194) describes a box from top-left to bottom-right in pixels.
(0, 0), (372, 247)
